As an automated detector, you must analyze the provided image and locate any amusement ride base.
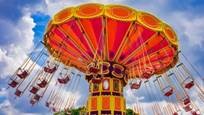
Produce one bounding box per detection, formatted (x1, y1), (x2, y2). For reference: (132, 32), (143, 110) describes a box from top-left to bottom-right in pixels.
(85, 62), (127, 115)
(87, 76), (126, 115)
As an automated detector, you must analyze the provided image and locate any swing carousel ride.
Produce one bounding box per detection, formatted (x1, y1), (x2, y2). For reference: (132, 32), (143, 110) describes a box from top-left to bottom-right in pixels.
(7, 3), (204, 115)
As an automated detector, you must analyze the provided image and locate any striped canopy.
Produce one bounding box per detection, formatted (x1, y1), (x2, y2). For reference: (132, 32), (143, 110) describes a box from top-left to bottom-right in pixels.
(44, 3), (178, 79)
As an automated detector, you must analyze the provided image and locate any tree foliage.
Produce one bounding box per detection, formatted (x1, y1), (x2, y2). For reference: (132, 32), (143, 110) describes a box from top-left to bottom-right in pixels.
(54, 107), (136, 115)
(54, 107), (86, 115)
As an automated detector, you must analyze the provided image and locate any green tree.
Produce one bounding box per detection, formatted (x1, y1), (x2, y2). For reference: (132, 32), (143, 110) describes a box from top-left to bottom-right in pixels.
(54, 106), (86, 115)
(126, 108), (138, 115)
(55, 107), (137, 115)
(54, 111), (68, 115)
(70, 108), (80, 115)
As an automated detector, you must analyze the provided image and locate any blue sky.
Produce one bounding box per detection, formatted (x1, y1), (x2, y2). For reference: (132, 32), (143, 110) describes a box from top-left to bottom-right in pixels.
(0, 0), (204, 115)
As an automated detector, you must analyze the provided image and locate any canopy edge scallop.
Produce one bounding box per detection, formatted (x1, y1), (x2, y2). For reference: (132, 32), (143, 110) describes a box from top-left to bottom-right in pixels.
(52, 7), (74, 24)
(104, 4), (136, 21)
(162, 24), (179, 47)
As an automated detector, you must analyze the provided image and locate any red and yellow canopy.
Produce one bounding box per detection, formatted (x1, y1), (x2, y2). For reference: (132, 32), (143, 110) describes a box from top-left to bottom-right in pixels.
(44, 3), (178, 79)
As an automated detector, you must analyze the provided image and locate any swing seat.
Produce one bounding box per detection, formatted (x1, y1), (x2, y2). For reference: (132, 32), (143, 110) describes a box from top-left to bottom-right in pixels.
(8, 80), (18, 88)
(37, 80), (48, 88)
(92, 77), (101, 84)
(14, 89), (22, 97)
(162, 86), (174, 97)
(183, 78), (194, 89)
(52, 108), (56, 112)
(89, 67), (99, 74)
(30, 86), (39, 94)
(183, 97), (191, 105)
(58, 76), (70, 84)
(183, 104), (192, 112)
(142, 67), (154, 79)
(64, 108), (68, 112)
(33, 94), (41, 101)
(44, 66), (57, 74)
(130, 81), (142, 89)
(191, 110), (201, 115)
(17, 70), (29, 79)
(173, 112), (178, 115)
(142, 72), (152, 79)
(45, 102), (50, 107)
(30, 99), (37, 105)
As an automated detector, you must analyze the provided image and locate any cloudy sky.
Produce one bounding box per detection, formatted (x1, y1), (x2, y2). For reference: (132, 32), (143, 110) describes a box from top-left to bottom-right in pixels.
(0, 0), (204, 115)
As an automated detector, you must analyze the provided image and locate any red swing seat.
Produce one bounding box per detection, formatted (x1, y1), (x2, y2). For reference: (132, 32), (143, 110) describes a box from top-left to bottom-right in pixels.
(33, 94), (41, 101)
(17, 70), (29, 79)
(14, 89), (22, 97)
(30, 86), (39, 94)
(173, 112), (178, 115)
(45, 101), (50, 107)
(162, 86), (174, 97)
(37, 80), (48, 88)
(130, 81), (142, 89)
(191, 110), (201, 115)
(8, 80), (18, 88)
(142, 72), (152, 79)
(64, 108), (71, 113)
(44, 66), (57, 74)
(64, 108), (67, 112)
(183, 104), (192, 112)
(142, 67), (154, 79)
(183, 77), (194, 89)
(58, 76), (70, 84)
(30, 99), (37, 105)
(183, 97), (191, 105)
(52, 107), (56, 112)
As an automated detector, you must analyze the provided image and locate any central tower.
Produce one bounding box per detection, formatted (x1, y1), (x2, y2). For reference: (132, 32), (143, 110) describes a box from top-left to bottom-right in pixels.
(86, 62), (127, 115)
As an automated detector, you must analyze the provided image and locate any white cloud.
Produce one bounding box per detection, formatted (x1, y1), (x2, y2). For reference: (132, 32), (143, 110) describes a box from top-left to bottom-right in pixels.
(0, 11), (35, 78)
(0, 88), (8, 96)
(0, 100), (42, 115)
(184, 17), (204, 46)
(40, 0), (130, 16)
(169, 12), (204, 47)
